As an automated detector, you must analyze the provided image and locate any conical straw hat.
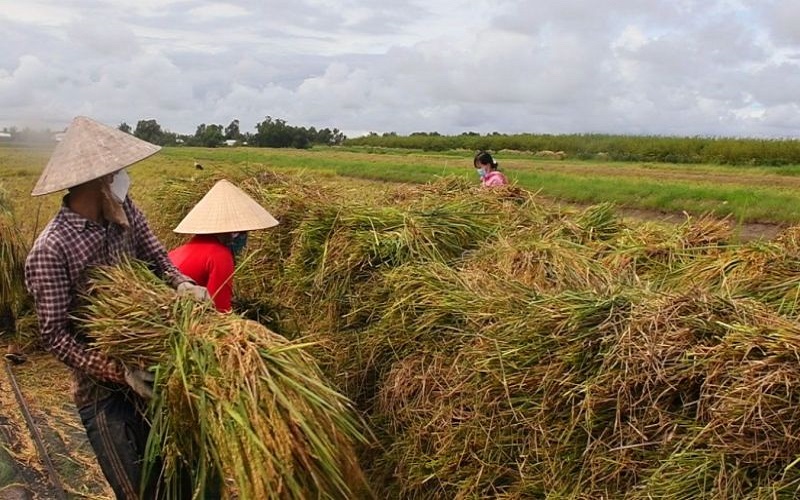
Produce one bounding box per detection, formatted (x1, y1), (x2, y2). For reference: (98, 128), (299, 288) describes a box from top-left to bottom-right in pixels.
(173, 179), (279, 234)
(31, 116), (161, 196)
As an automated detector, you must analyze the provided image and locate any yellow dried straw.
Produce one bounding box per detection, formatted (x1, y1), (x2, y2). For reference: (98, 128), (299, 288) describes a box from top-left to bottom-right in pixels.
(76, 260), (372, 499)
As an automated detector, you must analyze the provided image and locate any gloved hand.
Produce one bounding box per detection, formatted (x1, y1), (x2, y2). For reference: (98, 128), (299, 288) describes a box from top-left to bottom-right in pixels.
(124, 368), (155, 400)
(177, 281), (211, 302)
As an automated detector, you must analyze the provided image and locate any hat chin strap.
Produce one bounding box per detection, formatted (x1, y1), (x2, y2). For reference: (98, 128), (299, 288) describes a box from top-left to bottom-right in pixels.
(99, 182), (129, 228)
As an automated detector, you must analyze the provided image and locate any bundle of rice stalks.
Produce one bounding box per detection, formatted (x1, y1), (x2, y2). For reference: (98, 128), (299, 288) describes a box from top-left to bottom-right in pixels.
(364, 258), (800, 497)
(748, 462), (800, 499)
(2, 184), (35, 342)
(677, 212), (734, 247)
(373, 347), (547, 499)
(303, 262), (483, 406)
(234, 172), (349, 320)
(574, 291), (736, 491)
(601, 213), (734, 291)
(463, 229), (615, 293)
(557, 202), (623, 243)
(283, 200), (502, 329)
(388, 175), (476, 202)
(595, 221), (686, 285)
(774, 225), (800, 252)
(659, 240), (800, 316)
(0, 213), (27, 325)
(629, 451), (748, 499)
(77, 261), (371, 499)
(363, 265), (639, 496)
(696, 306), (800, 466)
(388, 178), (547, 239)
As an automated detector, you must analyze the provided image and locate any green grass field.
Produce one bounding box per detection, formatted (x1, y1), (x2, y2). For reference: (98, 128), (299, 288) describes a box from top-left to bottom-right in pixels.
(4, 144), (800, 240)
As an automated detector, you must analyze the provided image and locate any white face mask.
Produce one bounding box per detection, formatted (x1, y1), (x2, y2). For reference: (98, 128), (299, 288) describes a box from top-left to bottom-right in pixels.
(109, 169), (130, 203)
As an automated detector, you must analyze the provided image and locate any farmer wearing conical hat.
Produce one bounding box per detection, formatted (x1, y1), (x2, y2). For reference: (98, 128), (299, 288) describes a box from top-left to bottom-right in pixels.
(169, 179), (279, 312)
(24, 116), (209, 499)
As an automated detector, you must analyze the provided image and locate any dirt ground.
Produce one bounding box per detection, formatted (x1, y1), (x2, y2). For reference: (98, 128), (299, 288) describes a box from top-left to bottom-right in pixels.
(0, 354), (111, 499)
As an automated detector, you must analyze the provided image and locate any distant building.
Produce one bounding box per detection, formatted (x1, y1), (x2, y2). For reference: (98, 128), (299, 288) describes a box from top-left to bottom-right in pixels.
(0, 132), (11, 141)
(224, 139), (237, 147)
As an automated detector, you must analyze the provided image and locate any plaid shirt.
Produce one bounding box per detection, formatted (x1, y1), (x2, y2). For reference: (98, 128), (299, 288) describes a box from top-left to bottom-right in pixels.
(25, 197), (190, 408)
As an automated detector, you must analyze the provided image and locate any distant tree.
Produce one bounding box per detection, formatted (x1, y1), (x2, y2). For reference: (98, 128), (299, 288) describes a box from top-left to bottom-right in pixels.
(133, 119), (164, 145)
(224, 119), (241, 141)
(118, 122), (132, 134)
(316, 128), (334, 146)
(252, 116), (299, 148)
(160, 131), (181, 146)
(330, 128), (346, 145)
(193, 123), (225, 148)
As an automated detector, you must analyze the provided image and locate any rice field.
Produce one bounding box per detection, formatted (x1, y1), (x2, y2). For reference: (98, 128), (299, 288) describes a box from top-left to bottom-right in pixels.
(3, 144), (800, 498)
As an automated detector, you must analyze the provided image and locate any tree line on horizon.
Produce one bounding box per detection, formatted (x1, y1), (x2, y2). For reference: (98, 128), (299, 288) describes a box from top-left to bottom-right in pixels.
(0, 116), (347, 149)
(347, 131), (800, 166)
(4, 120), (800, 166)
(121, 116), (347, 149)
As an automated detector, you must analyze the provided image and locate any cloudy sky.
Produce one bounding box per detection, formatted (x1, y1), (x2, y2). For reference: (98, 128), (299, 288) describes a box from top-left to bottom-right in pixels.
(1, 0), (799, 138)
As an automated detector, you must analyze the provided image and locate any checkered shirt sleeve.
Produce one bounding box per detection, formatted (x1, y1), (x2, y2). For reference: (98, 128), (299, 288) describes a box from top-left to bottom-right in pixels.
(24, 230), (126, 384)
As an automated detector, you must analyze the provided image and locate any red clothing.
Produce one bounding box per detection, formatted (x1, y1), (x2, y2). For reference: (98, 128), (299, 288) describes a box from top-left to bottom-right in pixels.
(169, 235), (234, 312)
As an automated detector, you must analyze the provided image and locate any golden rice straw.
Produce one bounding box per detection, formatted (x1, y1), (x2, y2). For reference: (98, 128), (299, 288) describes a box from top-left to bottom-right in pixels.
(77, 260), (372, 499)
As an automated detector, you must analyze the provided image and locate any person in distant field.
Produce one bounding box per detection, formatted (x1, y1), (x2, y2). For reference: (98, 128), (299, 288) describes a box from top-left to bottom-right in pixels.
(474, 150), (508, 187)
(169, 180), (279, 313)
(24, 116), (210, 499)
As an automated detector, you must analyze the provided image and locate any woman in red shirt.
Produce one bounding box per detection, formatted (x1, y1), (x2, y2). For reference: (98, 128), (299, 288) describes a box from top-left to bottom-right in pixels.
(169, 179), (278, 312)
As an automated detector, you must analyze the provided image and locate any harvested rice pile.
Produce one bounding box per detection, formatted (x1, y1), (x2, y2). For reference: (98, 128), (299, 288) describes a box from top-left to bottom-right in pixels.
(230, 173), (800, 498)
(0, 213), (25, 314)
(0, 190), (34, 346)
(76, 261), (371, 500)
(128, 170), (800, 498)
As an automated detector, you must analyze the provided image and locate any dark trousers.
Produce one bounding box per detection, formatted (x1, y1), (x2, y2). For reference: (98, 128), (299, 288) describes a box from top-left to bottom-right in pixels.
(78, 391), (157, 500)
(79, 392), (221, 500)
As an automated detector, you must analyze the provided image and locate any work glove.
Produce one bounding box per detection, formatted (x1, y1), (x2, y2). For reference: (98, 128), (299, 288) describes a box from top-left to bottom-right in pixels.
(124, 367), (155, 400)
(177, 281), (211, 302)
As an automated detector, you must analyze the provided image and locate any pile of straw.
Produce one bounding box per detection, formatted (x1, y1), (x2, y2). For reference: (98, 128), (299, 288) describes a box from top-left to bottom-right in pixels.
(77, 261), (370, 499)
(236, 173), (800, 498)
(112, 168), (800, 497)
(0, 189), (30, 340)
(0, 213), (25, 313)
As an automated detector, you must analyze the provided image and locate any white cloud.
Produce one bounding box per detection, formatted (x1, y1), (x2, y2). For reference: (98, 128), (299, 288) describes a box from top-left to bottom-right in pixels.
(0, 2), (79, 26)
(0, 0), (799, 138)
(187, 3), (250, 22)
